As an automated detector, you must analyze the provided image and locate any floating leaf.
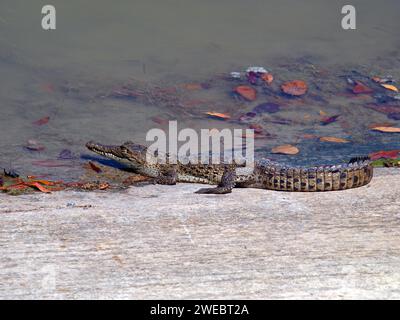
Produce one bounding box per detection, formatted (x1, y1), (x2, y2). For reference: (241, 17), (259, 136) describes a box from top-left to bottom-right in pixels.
(352, 81), (373, 94)
(183, 83), (202, 90)
(381, 84), (399, 92)
(367, 122), (396, 129)
(58, 149), (75, 160)
(24, 139), (45, 152)
(235, 85), (257, 101)
(88, 161), (102, 173)
(261, 73), (274, 84)
(206, 112), (231, 120)
(281, 80), (307, 96)
(32, 160), (74, 167)
(369, 150), (400, 160)
(151, 116), (169, 125)
(271, 144), (299, 155)
(321, 114), (340, 126)
(319, 137), (350, 143)
(33, 116), (50, 126)
(252, 102), (280, 114)
(371, 126), (400, 133)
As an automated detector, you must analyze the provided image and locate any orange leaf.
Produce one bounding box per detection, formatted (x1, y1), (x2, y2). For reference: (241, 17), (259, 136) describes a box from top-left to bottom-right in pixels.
(320, 137), (350, 143)
(261, 73), (274, 84)
(205, 112), (231, 120)
(235, 85), (257, 101)
(372, 126), (400, 133)
(271, 144), (299, 155)
(381, 84), (399, 92)
(183, 83), (202, 90)
(281, 80), (308, 96)
(26, 182), (52, 193)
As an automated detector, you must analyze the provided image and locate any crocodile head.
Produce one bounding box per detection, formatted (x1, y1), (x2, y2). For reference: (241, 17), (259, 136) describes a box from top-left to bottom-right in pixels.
(86, 141), (150, 169)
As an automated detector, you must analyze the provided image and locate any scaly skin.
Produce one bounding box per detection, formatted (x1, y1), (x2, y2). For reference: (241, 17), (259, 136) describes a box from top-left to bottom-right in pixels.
(86, 141), (373, 193)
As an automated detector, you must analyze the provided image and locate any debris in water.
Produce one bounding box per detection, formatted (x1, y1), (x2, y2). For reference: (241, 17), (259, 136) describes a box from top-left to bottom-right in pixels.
(32, 116), (50, 126)
(281, 80), (308, 96)
(319, 137), (350, 143)
(371, 126), (400, 133)
(271, 144), (299, 155)
(235, 85), (257, 101)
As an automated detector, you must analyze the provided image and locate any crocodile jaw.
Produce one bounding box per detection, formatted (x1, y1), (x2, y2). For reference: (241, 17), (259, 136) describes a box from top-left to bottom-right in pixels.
(85, 141), (140, 169)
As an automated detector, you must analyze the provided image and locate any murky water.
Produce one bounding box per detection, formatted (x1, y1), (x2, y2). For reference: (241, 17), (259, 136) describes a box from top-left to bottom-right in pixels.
(1, 0), (400, 181)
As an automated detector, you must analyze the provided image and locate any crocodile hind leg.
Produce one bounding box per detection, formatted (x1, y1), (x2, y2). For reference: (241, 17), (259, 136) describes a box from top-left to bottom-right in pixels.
(156, 167), (178, 185)
(195, 167), (236, 194)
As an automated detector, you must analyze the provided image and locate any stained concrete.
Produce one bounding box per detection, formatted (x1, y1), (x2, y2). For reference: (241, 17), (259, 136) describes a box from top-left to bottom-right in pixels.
(0, 168), (399, 299)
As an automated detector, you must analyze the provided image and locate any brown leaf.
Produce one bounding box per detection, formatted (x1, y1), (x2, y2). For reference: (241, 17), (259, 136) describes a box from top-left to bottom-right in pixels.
(32, 116), (50, 126)
(88, 161), (102, 173)
(281, 80), (308, 96)
(271, 144), (299, 155)
(372, 126), (400, 133)
(235, 85), (257, 101)
(319, 137), (350, 143)
(352, 81), (373, 94)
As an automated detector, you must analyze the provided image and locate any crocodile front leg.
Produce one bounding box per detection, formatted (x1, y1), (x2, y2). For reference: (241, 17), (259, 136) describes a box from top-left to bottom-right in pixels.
(195, 167), (236, 194)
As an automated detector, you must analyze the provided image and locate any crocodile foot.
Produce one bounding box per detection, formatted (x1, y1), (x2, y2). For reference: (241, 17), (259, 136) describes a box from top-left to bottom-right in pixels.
(195, 167), (236, 194)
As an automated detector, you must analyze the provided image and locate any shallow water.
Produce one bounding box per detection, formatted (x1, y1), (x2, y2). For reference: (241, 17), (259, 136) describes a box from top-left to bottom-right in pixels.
(1, 0), (400, 181)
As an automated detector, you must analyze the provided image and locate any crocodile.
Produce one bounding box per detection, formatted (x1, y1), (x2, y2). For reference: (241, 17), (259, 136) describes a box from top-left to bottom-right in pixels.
(86, 141), (373, 194)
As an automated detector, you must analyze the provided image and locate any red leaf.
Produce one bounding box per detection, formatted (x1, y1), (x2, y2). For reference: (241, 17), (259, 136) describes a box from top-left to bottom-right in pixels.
(89, 161), (102, 173)
(33, 116), (50, 126)
(369, 150), (400, 160)
(352, 81), (373, 94)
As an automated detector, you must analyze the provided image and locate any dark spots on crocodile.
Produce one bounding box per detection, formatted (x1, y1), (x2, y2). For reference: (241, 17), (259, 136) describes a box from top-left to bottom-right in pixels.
(294, 178), (299, 183)
(301, 182), (307, 187)
(340, 172), (347, 179)
(340, 182), (347, 189)
(316, 178), (323, 184)
(353, 176), (359, 183)
(274, 178), (278, 184)
(324, 183), (331, 189)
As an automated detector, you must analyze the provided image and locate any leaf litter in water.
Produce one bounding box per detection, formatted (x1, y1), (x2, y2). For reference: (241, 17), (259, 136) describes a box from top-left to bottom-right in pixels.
(32, 116), (50, 126)
(281, 80), (308, 96)
(234, 85), (257, 101)
(252, 102), (280, 114)
(319, 137), (350, 143)
(352, 81), (373, 94)
(206, 112), (231, 120)
(369, 150), (400, 160)
(271, 144), (299, 155)
(381, 84), (399, 92)
(321, 115), (340, 126)
(371, 126), (400, 133)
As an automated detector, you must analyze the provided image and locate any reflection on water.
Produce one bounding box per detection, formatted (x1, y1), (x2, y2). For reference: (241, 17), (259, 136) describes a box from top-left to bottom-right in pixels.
(0, 0), (400, 181)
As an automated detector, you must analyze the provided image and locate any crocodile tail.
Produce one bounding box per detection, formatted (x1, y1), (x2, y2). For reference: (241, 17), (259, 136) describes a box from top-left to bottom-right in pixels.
(263, 157), (373, 192)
